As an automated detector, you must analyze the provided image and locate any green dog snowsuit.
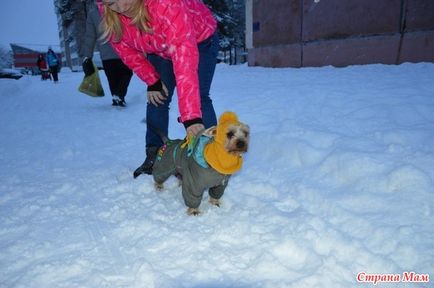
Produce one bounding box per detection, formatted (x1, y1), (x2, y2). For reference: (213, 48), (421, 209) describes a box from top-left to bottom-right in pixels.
(152, 135), (231, 209)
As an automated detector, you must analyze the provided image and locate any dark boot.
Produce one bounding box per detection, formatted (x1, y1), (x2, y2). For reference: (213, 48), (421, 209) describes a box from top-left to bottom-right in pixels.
(118, 98), (126, 107)
(133, 146), (159, 178)
(112, 95), (126, 107)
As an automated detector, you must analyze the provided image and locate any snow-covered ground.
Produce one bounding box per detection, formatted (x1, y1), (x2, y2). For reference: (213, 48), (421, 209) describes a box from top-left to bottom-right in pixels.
(1, 63), (433, 287)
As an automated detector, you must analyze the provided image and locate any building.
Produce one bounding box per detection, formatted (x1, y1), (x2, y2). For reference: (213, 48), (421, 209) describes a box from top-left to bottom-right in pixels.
(246, 0), (434, 67)
(10, 43), (61, 74)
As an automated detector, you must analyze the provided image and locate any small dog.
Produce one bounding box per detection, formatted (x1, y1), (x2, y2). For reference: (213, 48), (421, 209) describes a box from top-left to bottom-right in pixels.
(152, 111), (250, 215)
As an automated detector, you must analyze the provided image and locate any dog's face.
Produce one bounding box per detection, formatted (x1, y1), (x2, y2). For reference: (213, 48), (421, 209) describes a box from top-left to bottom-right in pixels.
(208, 111), (250, 156)
(224, 122), (250, 155)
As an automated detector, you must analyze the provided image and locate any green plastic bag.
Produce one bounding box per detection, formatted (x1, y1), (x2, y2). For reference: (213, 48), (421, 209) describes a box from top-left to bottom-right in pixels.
(78, 63), (105, 97)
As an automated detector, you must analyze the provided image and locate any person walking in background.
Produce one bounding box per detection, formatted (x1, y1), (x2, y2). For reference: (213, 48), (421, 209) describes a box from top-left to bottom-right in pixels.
(46, 47), (59, 83)
(36, 54), (51, 81)
(80, 3), (133, 107)
(98, 0), (219, 176)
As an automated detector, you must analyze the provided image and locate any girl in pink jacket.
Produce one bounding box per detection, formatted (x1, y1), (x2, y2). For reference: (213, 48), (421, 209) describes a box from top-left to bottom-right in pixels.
(98, 0), (219, 176)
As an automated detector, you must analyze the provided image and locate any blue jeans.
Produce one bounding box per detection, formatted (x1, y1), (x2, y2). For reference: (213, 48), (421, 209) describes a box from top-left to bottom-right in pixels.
(146, 33), (219, 148)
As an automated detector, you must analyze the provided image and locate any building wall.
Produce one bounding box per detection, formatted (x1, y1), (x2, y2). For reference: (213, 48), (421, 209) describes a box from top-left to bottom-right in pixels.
(246, 0), (434, 67)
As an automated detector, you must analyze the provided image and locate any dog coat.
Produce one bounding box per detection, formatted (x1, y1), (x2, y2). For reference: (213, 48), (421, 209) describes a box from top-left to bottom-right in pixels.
(152, 135), (231, 209)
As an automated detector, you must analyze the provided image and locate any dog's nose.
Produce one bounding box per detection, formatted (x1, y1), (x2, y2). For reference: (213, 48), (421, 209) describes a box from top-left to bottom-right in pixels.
(236, 140), (245, 149)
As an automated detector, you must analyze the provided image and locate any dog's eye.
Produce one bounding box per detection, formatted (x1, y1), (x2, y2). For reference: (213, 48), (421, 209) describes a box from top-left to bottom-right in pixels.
(226, 131), (234, 139)
(241, 129), (249, 138)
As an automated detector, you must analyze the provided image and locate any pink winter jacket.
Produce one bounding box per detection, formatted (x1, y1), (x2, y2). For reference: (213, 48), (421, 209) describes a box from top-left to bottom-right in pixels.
(99, 0), (217, 123)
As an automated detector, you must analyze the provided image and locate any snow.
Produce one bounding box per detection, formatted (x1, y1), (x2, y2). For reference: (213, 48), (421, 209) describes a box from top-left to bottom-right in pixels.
(1, 63), (434, 287)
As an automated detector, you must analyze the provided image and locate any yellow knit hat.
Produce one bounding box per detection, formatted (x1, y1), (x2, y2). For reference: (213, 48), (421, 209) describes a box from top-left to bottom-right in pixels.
(204, 112), (243, 174)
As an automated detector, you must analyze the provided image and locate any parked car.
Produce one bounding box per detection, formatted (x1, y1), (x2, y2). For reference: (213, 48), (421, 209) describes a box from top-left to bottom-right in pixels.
(0, 68), (23, 80)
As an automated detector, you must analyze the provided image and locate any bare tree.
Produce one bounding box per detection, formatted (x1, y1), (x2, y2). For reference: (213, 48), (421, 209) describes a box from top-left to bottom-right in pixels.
(0, 45), (13, 69)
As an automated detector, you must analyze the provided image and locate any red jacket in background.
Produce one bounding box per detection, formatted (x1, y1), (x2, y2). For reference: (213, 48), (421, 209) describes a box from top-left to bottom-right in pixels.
(37, 57), (49, 71)
(99, 0), (217, 122)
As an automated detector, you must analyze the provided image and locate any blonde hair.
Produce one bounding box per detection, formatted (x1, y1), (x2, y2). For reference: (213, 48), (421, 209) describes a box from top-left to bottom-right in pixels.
(100, 0), (151, 43)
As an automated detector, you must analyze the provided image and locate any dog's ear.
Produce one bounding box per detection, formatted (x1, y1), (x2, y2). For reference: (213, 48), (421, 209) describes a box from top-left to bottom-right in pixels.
(203, 126), (217, 137)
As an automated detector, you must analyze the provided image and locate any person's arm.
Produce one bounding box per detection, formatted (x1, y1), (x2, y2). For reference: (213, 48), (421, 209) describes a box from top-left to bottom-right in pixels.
(79, 9), (100, 76)
(97, 4), (166, 100)
(80, 9), (98, 59)
(156, 0), (202, 125)
(110, 39), (160, 86)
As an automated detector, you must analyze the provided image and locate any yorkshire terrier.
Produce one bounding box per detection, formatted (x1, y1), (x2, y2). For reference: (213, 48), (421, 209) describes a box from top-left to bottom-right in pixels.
(152, 111), (250, 215)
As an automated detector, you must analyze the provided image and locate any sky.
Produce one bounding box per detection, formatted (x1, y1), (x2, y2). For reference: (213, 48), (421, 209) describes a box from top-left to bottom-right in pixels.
(0, 0), (59, 49)
(0, 62), (433, 287)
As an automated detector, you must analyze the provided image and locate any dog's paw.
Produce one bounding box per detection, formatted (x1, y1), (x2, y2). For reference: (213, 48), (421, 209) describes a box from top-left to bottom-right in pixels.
(209, 197), (221, 207)
(187, 207), (201, 216)
(154, 182), (164, 191)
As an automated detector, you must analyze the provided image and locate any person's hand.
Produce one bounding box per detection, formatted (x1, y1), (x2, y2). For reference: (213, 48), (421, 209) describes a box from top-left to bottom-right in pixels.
(147, 79), (168, 106)
(82, 57), (95, 77)
(186, 123), (205, 136)
(147, 90), (167, 106)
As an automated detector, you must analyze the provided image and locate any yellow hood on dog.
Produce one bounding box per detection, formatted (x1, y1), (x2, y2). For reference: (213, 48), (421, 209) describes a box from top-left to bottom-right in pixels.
(204, 112), (243, 175)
